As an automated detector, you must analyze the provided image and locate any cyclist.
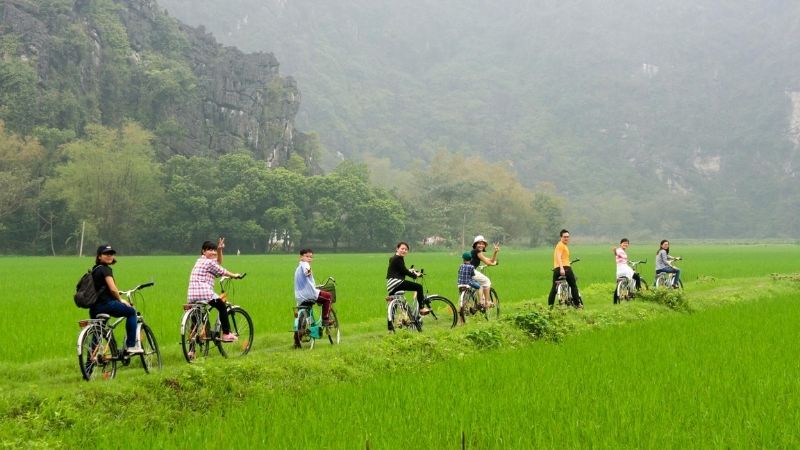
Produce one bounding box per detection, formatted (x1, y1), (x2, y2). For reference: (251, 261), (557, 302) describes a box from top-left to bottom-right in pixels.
(655, 239), (682, 288)
(612, 238), (642, 301)
(547, 229), (583, 308)
(386, 242), (425, 332)
(294, 248), (334, 347)
(469, 235), (499, 308)
(457, 251), (481, 325)
(89, 244), (143, 354)
(187, 239), (241, 343)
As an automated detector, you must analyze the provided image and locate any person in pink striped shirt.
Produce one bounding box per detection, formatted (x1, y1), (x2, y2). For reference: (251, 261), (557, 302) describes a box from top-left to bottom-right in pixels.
(187, 239), (241, 342)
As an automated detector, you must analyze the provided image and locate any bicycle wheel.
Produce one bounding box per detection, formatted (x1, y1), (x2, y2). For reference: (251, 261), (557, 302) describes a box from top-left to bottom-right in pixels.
(78, 325), (117, 381)
(181, 309), (207, 363)
(388, 299), (415, 333)
(420, 296), (457, 331)
(295, 309), (315, 349)
(139, 324), (162, 374)
(638, 278), (649, 293)
(218, 306), (254, 357)
(616, 280), (628, 303)
(457, 290), (471, 325)
(556, 283), (570, 306)
(485, 288), (500, 320)
(325, 308), (340, 345)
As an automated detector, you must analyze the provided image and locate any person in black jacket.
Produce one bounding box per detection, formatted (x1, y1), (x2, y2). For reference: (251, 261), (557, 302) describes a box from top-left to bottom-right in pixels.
(89, 244), (142, 354)
(386, 242), (427, 331)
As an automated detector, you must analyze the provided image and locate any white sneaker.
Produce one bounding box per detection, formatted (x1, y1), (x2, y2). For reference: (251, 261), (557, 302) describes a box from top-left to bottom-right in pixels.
(126, 344), (144, 354)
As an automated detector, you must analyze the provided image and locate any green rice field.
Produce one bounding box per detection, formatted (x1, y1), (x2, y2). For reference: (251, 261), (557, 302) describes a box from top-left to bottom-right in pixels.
(1, 244), (799, 448)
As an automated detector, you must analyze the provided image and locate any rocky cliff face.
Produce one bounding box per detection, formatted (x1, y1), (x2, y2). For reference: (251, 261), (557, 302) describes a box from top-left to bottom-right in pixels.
(1, 0), (312, 170)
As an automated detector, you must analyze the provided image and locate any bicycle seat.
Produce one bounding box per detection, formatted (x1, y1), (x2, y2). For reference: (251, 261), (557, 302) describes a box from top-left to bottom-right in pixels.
(616, 277), (627, 282)
(296, 300), (316, 308)
(95, 313), (111, 321)
(458, 285), (470, 291)
(557, 276), (567, 281)
(392, 290), (406, 296)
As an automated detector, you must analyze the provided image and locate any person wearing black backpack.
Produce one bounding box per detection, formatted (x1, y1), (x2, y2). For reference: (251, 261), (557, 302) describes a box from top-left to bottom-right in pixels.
(89, 244), (143, 354)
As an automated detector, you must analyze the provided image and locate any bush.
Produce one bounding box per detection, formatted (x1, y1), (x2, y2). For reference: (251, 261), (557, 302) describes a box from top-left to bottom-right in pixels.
(464, 326), (504, 349)
(638, 287), (693, 313)
(506, 304), (573, 343)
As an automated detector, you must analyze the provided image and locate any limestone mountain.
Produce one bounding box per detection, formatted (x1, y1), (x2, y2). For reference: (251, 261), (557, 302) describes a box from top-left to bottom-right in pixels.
(0, 0), (318, 170)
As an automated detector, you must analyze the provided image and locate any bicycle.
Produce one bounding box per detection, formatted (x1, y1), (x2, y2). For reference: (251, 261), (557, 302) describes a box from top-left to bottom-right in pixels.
(180, 273), (253, 362)
(555, 258), (582, 307)
(654, 269), (684, 290)
(387, 269), (457, 332)
(458, 264), (500, 324)
(615, 260), (649, 303)
(294, 277), (340, 350)
(76, 281), (161, 381)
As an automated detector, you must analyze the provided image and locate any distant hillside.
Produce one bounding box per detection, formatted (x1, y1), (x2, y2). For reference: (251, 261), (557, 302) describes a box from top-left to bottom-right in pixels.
(158, 0), (800, 239)
(0, 0), (316, 169)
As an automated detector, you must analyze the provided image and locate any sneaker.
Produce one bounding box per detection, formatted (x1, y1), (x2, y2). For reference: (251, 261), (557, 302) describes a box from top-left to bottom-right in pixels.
(126, 345), (144, 354)
(221, 333), (238, 342)
(187, 350), (195, 360)
(419, 308), (432, 316)
(321, 319), (336, 327)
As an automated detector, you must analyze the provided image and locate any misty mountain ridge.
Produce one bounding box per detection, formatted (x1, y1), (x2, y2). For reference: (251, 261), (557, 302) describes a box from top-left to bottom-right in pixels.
(155, 0), (800, 239)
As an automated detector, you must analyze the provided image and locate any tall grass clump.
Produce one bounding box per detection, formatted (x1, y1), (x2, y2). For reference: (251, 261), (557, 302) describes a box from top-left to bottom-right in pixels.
(638, 287), (693, 312)
(506, 303), (574, 342)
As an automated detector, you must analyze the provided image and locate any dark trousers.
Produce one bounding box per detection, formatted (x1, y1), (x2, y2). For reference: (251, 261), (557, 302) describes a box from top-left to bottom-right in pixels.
(90, 301), (138, 347)
(209, 298), (231, 334)
(387, 280), (424, 330)
(548, 267), (581, 306)
(316, 290), (333, 319)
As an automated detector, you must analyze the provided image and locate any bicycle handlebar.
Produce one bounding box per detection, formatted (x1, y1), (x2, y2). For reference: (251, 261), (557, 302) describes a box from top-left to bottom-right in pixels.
(118, 280), (154, 299)
(317, 276), (336, 286)
(220, 272), (247, 282)
(571, 258), (580, 264)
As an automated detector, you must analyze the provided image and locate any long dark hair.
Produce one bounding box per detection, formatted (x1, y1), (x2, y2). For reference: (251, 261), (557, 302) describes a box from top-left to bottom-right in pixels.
(657, 240), (669, 255)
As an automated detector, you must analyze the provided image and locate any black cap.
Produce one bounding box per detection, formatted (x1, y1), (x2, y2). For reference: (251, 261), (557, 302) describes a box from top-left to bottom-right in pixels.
(96, 244), (116, 256)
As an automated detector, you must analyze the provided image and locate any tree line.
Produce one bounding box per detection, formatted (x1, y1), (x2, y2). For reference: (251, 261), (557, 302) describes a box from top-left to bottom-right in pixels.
(0, 120), (565, 255)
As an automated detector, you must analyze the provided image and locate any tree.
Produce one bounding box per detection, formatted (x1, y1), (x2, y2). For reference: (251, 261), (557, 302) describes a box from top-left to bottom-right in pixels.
(44, 122), (165, 252)
(0, 122), (44, 232)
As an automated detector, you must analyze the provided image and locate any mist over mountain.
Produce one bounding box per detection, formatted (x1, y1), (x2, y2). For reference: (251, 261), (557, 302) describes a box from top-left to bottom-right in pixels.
(153, 0), (800, 239)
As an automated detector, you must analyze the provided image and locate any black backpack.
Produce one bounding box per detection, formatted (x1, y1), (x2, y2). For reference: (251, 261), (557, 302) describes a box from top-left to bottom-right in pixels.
(74, 265), (106, 309)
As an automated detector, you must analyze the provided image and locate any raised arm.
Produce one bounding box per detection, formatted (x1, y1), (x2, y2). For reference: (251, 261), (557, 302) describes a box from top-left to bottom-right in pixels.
(217, 237), (225, 264)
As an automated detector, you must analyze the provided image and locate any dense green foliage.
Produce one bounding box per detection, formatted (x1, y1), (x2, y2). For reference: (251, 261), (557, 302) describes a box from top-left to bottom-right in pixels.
(1, 119), (562, 254)
(159, 0), (800, 238)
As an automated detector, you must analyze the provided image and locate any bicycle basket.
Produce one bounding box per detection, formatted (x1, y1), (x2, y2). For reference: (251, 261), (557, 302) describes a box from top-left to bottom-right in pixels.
(318, 281), (337, 303)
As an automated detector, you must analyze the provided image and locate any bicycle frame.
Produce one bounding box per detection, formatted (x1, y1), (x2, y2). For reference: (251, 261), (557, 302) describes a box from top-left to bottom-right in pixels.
(294, 277), (339, 349)
(555, 258), (580, 305)
(655, 272), (677, 287)
(77, 281), (157, 380)
(294, 305), (324, 339)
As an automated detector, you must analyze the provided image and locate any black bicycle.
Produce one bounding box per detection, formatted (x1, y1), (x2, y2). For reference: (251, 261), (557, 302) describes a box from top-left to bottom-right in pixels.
(387, 269), (458, 332)
(180, 274), (253, 362)
(76, 281), (161, 381)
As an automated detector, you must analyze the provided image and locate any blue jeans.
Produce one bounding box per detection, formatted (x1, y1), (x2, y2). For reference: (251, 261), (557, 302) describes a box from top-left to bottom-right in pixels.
(90, 301), (138, 347)
(656, 267), (681, 286)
